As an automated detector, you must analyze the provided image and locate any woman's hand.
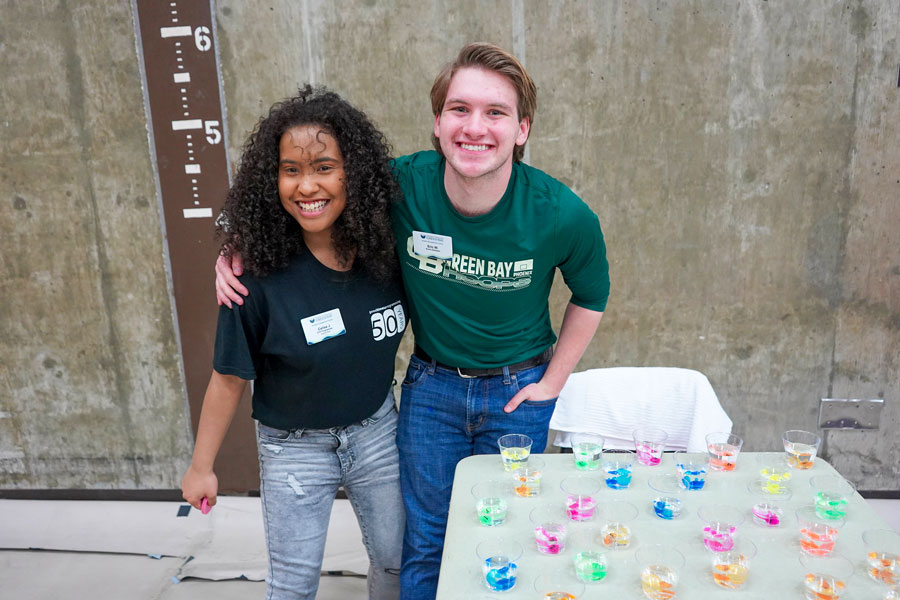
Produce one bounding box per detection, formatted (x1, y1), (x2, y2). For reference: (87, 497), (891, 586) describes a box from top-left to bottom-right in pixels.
(181, 464), (219, 511)
(215, 252), (248, 307)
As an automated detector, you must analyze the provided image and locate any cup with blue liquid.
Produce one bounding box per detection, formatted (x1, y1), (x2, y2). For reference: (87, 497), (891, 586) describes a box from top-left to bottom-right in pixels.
(602, 448), (636, 490)
(674, 451), (710, 490)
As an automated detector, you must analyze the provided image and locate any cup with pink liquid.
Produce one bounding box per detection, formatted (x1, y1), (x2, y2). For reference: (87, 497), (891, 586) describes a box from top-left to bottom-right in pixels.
(530, 504), (568, 555)
(561, 476), (602, 522)
(633, 427), (668, 466)
(698, 504), (744, 553)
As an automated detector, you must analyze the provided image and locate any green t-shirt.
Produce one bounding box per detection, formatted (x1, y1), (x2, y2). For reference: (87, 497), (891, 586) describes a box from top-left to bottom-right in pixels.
(391, 151), (609, 369)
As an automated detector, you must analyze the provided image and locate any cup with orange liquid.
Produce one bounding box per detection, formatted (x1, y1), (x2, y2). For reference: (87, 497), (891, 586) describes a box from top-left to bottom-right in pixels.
(783, 430), (821, 470)
(706, 432), (743, 472)
(711, 538), (756, 590)
(797, 506), (843, 556)
(862, 528), (900, 586)
(800, 553), (853, 600)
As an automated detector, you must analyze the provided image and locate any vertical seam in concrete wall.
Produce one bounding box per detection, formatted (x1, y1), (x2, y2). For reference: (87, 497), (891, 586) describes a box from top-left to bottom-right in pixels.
(130, 0), (193, 451)
(61, 0), (140, 484)
(210, 0), (233, 188)
(828, 4), (865, 399)
(299, 0), (323, 85)
(510, 0), (530, 165)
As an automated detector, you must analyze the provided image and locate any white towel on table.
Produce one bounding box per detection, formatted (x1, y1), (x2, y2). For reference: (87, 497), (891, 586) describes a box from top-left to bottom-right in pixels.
(549, 367), (732, 452)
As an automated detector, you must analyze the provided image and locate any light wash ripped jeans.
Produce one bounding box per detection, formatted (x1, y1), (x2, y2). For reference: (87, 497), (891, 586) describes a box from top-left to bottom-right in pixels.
(256, 391), (403, 600)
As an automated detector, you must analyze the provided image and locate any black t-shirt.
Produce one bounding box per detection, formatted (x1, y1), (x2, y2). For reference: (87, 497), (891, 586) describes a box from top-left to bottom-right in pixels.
(213, 249), (407, 429)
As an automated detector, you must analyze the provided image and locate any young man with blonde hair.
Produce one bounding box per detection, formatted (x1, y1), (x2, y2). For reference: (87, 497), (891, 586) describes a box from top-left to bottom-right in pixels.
(390, 43), (609, 598)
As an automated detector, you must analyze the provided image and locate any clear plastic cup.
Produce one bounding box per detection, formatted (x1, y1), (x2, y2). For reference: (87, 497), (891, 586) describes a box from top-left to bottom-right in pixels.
(698, 504), (744, 552)
(561, 476), (602, 521)
(599, 500), (639, 550)
(711, 538), (757, 590)
(705, 432), (743, 472)
(797, 506), (843, 556)
(534, 569), (586, 599)
(571, 433), (605, 471)
(568, 529), (609, 583)
(673, 451), (710, 490)
(471, 480), (509, 527)
(512, 455), (545, 498)
(751, 501), (786, 528)
(746, 476), (793, 528)
(800, 553), (853, 600)
(498, 433), (532, 472)
(783, 430), (821, 470)
(648, 474), (685, 520)
(633, 427), (668, 466)
(755, 454), (794, 495)
(602, 448), (636, 489)
(811, 475), (855, 520)
(862, 528), (900, 585)
(530, 504), (568, 555)
(476, 538), (522, 592)
(636, 544), (685, 600)
(886, 585), (900, 600)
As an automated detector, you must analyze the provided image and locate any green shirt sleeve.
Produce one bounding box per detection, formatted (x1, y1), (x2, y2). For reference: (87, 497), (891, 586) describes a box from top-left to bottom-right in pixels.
(555, 186), (610, 312)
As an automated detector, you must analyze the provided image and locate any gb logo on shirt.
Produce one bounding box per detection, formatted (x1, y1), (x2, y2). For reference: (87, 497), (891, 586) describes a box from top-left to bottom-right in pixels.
(370, 301), (406, 341)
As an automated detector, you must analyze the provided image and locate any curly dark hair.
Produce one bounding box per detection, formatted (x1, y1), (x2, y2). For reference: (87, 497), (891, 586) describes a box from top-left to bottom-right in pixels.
(218, 85), (399, 282)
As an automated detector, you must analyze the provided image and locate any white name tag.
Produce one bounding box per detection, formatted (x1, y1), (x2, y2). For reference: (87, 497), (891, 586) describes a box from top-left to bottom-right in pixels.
(300, 308), (346, 345)
(412, 230), (453, 260)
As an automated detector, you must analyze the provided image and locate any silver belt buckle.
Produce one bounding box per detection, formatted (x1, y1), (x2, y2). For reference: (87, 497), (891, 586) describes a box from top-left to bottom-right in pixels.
(457, 367), (477, 379)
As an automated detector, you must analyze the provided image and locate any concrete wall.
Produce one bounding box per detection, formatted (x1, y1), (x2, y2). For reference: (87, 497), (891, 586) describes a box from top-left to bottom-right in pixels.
(1, 0), (897, 490)
(0, 1), (193, 487)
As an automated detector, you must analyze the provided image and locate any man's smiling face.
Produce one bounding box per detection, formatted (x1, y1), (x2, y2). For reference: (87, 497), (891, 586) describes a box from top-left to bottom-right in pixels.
(433, 67), (530, 183)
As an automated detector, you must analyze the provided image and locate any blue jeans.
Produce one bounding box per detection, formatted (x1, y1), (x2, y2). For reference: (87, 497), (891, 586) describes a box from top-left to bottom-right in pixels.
(396, 356), (557, 600)
(257, 391), (403, 600)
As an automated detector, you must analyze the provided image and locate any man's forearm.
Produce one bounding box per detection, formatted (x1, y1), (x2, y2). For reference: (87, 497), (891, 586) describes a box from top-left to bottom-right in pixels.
(541, 302), (604, 395)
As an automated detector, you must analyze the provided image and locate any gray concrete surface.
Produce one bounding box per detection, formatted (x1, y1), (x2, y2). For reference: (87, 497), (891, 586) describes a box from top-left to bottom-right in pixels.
(1, 498), (898, 599)
(1, 1), (898, 490)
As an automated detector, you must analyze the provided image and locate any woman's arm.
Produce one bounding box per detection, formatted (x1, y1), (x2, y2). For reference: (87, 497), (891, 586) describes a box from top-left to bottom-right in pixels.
(181, 370), (248, 509)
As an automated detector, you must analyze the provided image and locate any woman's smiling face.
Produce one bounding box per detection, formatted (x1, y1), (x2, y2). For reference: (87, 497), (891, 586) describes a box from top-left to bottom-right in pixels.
(277, 124), (346, 243)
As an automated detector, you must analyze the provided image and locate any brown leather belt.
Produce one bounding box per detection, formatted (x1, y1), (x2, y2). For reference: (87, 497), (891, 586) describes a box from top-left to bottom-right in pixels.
(413, 345), (553, 379)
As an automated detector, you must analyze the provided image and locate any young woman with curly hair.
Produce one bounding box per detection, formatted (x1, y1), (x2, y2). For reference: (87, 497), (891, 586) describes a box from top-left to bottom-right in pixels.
(181, 86), (406, 600)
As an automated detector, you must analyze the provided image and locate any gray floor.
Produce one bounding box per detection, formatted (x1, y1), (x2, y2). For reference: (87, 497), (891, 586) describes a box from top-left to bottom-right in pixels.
(1, 499), (898, 599)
